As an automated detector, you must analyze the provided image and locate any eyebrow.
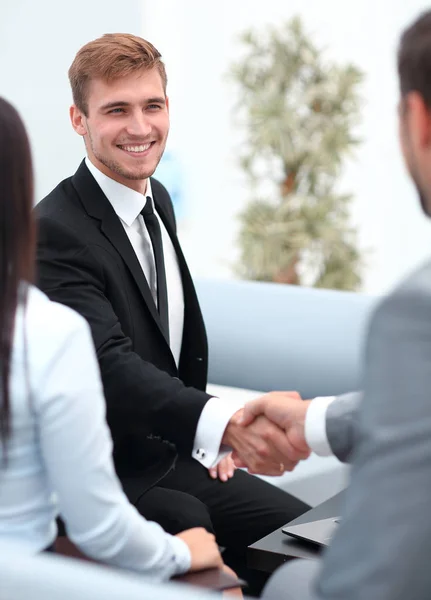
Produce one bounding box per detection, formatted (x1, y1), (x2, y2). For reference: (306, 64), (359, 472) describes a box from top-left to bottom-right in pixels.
(99, 97), (166, 111)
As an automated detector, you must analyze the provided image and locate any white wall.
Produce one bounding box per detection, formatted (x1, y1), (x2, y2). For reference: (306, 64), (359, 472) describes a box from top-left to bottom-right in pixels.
(2, 0), (431, 294)
(142, 0), (431, 294)
(1, 0), (145, 199)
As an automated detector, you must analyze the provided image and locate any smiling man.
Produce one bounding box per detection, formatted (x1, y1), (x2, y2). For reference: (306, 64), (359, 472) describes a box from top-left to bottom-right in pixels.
(72, 70), (169, 190)
(34, 34), (310, 594)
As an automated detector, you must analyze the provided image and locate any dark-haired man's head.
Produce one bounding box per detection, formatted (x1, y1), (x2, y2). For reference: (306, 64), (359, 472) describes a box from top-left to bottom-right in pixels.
(398, 10), (431, 215)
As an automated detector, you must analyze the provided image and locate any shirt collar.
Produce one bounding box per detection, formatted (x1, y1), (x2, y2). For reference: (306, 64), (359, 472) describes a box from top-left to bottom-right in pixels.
(85, 157), (154, 227)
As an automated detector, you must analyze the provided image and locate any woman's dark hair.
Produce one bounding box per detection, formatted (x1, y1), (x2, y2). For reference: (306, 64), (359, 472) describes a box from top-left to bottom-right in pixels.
(0, 97), (35, 451)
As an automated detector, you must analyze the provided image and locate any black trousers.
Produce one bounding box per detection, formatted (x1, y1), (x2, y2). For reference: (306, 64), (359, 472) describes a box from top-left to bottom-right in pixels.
(133, 456), (310, 596)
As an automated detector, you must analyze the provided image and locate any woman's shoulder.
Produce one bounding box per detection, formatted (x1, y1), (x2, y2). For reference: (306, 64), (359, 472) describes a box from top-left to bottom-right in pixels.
(23, 285), (90, 344)
(10, 286), (95, 395)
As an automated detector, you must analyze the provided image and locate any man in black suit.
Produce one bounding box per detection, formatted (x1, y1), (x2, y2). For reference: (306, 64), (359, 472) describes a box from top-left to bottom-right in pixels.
(35, 33), (309, 593)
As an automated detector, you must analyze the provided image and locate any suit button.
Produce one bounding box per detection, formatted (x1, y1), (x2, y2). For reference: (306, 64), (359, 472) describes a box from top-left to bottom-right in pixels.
(196, 357), (203, 362)
(195, 448), (206, 459)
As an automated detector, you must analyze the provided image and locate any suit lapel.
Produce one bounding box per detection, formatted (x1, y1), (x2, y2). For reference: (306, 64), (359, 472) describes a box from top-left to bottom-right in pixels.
(99, 215), (164, 329)
(71, 161), (168, 343)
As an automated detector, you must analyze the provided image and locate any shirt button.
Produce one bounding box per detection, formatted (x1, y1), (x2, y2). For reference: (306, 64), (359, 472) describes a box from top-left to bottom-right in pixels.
(196, 448), (206, 459)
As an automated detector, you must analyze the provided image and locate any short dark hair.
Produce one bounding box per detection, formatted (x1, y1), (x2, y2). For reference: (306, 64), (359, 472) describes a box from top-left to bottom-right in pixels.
(398, 10), (431, 106)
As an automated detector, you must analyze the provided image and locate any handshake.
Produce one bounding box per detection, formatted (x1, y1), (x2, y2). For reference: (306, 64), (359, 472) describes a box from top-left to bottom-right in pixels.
(211, 392), (313, 480)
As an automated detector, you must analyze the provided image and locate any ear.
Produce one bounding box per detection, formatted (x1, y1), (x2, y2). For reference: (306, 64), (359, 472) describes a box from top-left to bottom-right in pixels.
(406, 92), (431, 150)
(70, 105), (87, 137)
(166, 96), (170, 114)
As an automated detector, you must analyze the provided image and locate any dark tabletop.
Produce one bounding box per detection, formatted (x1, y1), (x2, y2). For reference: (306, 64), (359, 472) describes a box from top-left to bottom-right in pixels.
(247, 491), (344, 573)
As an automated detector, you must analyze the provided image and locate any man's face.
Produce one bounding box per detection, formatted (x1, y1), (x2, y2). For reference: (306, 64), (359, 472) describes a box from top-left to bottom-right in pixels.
(398, 93), (431, 216)
(70, 68), (169, 192)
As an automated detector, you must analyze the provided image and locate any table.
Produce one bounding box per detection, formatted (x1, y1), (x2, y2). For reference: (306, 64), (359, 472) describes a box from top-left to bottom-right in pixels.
(248, 491), (343, 574)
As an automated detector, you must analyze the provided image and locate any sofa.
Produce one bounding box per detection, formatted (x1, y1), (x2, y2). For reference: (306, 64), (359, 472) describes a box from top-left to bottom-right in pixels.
(0, 542), (217, 600)
(195, 278), (378, 507)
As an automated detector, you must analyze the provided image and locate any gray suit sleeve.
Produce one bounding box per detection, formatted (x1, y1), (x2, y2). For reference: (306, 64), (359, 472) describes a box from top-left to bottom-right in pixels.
(326, 391), (362, 462)
(313, 273), (431, 599)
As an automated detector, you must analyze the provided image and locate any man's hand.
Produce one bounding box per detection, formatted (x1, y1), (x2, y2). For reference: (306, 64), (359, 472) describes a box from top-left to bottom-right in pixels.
(176, 527), (223, 572)
(222, 394), (311, 476)
(240, 392), (312, 463)
(209, 453), (236, 482)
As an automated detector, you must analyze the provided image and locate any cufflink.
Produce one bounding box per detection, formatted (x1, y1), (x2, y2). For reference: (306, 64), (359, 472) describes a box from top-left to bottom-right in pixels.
(195, 448), (206, 459)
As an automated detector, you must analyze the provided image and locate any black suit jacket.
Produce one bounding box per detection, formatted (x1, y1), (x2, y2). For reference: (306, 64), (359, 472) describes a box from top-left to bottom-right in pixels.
(35, 161), (211, 498)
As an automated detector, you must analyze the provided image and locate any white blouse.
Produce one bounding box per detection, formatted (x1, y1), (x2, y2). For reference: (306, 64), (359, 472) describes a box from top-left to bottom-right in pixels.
(0, 286), (190, 580)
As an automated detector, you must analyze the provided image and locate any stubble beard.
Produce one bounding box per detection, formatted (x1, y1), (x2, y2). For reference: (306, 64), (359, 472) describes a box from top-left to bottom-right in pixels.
(96, 152), (154, 181)
(407, 151), (431, 217)
(402, 123), (431, 217)
(87, 128), (166, 182)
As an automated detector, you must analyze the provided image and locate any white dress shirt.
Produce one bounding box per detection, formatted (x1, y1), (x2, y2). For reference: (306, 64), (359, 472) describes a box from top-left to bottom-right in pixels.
(85, 159), (241, 469)
(305, 396), (336, 456)
(0, 286), (190, 579)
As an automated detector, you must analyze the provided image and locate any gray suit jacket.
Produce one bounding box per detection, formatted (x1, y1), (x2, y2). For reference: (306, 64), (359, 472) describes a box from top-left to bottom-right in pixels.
(326, 391), (361, 462)
(264, 261), (431, 599)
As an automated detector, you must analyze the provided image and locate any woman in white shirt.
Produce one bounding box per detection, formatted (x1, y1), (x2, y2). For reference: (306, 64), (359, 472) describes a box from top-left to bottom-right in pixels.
(0, 97), (222, 580)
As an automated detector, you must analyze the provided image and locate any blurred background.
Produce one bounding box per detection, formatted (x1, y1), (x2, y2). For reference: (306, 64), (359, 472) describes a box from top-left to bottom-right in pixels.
(3, 0), (431, 295)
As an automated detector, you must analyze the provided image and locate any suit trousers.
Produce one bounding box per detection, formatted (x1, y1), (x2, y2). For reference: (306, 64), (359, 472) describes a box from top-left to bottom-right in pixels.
(132, 455), (310, 596)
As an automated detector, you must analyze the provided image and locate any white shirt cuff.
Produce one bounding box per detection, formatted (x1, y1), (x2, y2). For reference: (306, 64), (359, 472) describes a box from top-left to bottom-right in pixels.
(305, 396), (336, 457)
(167, 534), (192, 576)
(192, 396), (244, 469)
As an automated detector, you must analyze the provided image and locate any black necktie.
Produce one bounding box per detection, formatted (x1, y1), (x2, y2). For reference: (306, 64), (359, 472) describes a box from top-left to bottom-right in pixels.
(141, 197), (170, 343)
